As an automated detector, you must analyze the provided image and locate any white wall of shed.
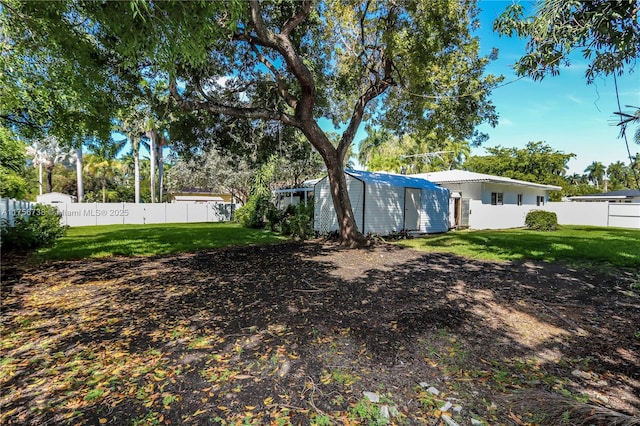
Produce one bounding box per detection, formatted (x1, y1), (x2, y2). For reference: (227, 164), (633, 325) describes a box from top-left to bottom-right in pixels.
(422, 189), (450, 233)
(361, 182), (404, 234)
(313, 175), (364, 233)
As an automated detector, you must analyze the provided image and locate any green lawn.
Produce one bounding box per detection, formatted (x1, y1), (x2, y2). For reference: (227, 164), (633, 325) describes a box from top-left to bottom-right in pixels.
(35, 222), (285, 261)
(397, 226), (640, 267)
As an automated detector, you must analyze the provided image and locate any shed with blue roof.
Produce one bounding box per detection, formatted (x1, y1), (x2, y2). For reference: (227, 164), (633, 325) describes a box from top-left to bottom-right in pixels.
(314, 170), (450, 236)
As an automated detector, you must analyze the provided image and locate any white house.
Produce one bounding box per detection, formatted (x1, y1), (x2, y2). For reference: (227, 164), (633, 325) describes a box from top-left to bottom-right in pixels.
(411, 170), (562, 229)
(273, 178), (320, 210)
(568, 190), (640, 203)
(314, 169), (450, 236)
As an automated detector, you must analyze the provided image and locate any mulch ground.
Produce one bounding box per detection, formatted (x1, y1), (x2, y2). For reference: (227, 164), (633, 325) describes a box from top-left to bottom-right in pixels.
(1, 241), (639, 425)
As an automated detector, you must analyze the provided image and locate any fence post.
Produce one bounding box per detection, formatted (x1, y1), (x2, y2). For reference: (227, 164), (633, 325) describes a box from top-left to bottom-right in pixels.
(10, 199), (16, 226)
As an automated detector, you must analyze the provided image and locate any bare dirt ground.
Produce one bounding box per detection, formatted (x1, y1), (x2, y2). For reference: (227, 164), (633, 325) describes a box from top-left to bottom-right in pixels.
(1, 242), (639, 425)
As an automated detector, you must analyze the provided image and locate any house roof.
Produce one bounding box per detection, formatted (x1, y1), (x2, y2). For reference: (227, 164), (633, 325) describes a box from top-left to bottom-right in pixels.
(172, 188), (220, 194)
(173, 195), (225, 202)
(345, 169), (446, 191)
(568, 189), (640, 201)
(411, 170), (563, 191)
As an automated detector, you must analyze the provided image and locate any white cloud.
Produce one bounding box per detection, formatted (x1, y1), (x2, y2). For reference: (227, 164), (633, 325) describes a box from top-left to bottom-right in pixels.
(566, 94), (583, 104)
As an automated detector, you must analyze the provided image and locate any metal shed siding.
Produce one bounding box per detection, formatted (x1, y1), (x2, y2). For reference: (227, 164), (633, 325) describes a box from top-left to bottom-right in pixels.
(314, 170), (449, 235)
(422, 188), (450, 233)
(363, 181), (404, 234)
(313, 174), (364, 233)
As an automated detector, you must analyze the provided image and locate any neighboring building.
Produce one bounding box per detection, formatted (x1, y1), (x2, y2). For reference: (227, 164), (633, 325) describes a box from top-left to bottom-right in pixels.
(314, 169), (449, 236)
(36, 192), (75, 204)
(568, 190), (640, 203)
(274, 178), (320, 209)
(411, 170), (562, 229)
(169, 188), (234, 203)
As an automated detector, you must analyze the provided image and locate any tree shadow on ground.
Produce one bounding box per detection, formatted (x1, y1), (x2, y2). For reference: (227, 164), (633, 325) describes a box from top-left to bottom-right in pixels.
(1, 242), (638, 425)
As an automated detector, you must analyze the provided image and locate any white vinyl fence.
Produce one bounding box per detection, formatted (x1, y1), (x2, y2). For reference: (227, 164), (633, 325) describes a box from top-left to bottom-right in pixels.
(0, 198), (36, 227)
(466, 201), (640, 230)
(55, 202), (235, 226)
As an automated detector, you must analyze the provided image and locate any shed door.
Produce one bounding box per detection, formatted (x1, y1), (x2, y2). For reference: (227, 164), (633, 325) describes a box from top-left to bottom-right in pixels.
(460, 198), (470, 228)
(404, 188), (421, 230)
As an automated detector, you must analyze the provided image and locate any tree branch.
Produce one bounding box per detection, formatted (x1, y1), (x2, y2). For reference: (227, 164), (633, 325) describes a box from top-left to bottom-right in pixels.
(169, 77), (301, 129)
(248, 0), (276, 44)
(0, 114), (40, 129)
(281, 0), (312, 36)
(248, 42), (298, 109)
(248, 0), (316, 121)
(338, 54), (395, 158)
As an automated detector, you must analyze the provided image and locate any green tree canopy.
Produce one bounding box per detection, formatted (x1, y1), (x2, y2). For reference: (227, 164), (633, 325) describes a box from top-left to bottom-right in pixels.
(584, 161), (606, 189)
(363, 132), (471, 174)
(0, 127), (33, 198)
(464, 141), (574, 199)
(0, 0), (141, 142)
(494, 0), (639, 83)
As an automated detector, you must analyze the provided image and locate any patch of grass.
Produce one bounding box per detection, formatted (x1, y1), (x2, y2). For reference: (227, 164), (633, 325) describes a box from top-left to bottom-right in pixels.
(348, 397), (389, 426)
(397, 226), (640, 267)
(34, 222), (285, 261)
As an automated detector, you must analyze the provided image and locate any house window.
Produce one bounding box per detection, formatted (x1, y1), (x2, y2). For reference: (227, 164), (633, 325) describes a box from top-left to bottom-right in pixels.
(491, 192), (503, 205)
(536, 196), (545, 206)
(517, 194), (523, 206)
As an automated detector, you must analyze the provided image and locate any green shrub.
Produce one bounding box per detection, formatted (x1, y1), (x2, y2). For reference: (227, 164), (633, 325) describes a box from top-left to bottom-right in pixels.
(1, 204), (67, 251)
(233, 193), (271, 229)
(265, 203), (285, 232)
(279, 202), (314, 240)
(525, 210), (558, 231)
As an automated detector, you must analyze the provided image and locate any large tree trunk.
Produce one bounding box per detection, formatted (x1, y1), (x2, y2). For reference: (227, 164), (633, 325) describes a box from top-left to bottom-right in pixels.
(325, 161), (367, 247)
(302, 122), (366, 247)
(76, 148), (84, 202)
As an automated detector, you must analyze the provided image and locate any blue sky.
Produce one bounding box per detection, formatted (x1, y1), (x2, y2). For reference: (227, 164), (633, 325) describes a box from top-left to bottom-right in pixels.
(346, 1), (639, 175)
(471, 1), (640, 175)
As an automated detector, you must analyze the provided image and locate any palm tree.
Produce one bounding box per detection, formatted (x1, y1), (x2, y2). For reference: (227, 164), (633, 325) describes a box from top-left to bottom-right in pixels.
(606, 161), (629, 190)
(156, 132), (169, 203)
(584, 161), (606, 189)
(119, 109), (147, 203)
(85, 138), (126, 202)
(566, 173), (584, 186)
(75, 146), (84, 202)
(443, 139), (471, 170)
(27, 137), (75, 193)
(357, 126), (392, 170)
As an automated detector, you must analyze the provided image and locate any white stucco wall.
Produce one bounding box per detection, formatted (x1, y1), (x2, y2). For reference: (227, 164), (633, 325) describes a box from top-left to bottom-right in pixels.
(478, 183), (549, 205)
(543, 202), (609, 227)
(467, 201), (640, 230)
(467, 201), (531, 229)
(435, 182), (551, 206)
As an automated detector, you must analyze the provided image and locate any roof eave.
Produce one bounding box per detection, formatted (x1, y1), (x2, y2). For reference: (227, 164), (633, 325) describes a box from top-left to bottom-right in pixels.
(433, 178), (561, 191)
